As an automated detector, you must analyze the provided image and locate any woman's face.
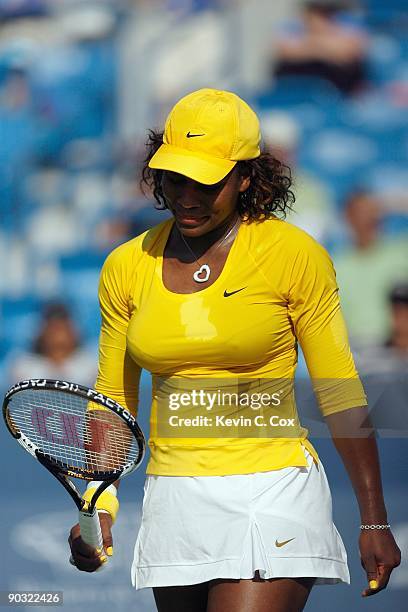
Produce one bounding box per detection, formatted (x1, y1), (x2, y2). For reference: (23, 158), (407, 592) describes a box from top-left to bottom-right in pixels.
(40, 319), (78, 363)
(161, 167), (250, 237)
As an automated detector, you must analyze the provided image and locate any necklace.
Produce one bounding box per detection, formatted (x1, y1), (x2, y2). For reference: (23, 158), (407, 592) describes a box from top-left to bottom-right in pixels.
(178, 217), (240, 283)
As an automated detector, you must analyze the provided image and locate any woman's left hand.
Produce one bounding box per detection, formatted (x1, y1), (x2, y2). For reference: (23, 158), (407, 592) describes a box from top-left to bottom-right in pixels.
(359, 529), (401, 597)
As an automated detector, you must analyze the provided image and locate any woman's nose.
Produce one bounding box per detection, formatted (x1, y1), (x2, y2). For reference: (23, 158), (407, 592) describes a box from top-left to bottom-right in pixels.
(177, 180), (201, 208)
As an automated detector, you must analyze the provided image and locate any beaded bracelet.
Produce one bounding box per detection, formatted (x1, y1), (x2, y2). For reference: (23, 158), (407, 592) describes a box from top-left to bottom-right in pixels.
(360, 524), (391, 530)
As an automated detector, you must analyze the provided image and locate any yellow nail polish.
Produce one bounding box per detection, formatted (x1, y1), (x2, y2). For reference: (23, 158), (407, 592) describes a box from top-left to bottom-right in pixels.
(100, 555), (108, 563)
(106, 546), (113, 556)
(369, 580), (378, 589)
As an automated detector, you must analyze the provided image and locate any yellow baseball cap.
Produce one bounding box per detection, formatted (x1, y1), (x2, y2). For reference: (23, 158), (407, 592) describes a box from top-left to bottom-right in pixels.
(148, 88), (261, 185)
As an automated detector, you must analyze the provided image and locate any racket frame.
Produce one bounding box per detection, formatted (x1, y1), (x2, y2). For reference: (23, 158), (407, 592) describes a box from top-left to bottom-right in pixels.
(3, 378), (145, 515)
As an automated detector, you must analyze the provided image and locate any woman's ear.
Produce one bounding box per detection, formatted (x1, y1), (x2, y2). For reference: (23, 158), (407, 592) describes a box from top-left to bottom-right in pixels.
(238, 175), (251, 193)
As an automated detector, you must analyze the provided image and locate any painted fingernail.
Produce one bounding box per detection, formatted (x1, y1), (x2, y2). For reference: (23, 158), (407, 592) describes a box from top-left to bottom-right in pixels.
(100, 555), (108, 563)
(106, 546), (113, 556)
(369, 580), (378, 589)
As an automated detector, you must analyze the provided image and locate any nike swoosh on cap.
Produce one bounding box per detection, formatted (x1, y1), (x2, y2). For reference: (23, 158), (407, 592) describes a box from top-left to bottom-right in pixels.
(186, 131), (206, 138)
(275, 538), (296, 548)
(223, 288), (246, 297)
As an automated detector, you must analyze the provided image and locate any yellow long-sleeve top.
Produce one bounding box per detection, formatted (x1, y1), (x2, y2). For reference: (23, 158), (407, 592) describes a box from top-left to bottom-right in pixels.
(95, 217), (367, 476)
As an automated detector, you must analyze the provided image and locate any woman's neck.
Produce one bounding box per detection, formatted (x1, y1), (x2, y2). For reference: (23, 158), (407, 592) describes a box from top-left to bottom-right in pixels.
(174, 212), (240, 258)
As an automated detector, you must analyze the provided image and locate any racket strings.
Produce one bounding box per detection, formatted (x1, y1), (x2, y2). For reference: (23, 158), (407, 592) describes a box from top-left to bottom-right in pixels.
(8, 390), (141, 475)
(10, 403), (133, 462)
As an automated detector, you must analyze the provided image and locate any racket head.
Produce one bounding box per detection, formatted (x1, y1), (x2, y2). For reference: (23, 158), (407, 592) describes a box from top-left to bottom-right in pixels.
(3, 379), (145, 482)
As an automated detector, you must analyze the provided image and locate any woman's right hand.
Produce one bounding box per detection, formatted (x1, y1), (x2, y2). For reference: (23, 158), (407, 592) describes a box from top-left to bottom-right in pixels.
(68, 513), (113, 572)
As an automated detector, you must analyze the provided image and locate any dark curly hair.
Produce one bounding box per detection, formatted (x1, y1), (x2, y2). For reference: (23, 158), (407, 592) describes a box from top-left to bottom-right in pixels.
(140, 130), (295, 221)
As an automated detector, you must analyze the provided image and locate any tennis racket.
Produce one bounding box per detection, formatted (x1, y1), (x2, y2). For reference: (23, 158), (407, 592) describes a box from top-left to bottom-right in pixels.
(3, 378), (145, 568)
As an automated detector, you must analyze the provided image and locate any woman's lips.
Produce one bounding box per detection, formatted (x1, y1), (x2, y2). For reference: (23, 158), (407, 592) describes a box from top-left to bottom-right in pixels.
(175, 214), (209, 226)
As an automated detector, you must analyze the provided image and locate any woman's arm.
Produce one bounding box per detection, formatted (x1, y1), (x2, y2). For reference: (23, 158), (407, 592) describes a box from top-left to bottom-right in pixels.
(287, 230), (401, 596)
(325, 406), (401, 597)
(69, 244), (141, 571)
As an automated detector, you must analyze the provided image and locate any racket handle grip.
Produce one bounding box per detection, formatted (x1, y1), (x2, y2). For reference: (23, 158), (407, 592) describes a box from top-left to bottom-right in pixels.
(69, 509), (106, 570)
(79, 508), (104, 553)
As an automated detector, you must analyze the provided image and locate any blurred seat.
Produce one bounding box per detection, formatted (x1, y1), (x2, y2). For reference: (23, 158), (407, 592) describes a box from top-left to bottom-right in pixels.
(0, 0), (47, 20)
(59, 251), (107, 272)
(130, 205), (172, 236)
(61, 138), (115, 174)
(365, 0), (408, 27)
(363, 163), (408, 236)
(152, 10), (225, 101)
(255, 76), (346, 145)
(58, 251), (107, 342)
(299, 127), (379, 207)
(342, 90), (407, 134)
(367, 34), (405, 85)
(365, 163), (408, 195)
(0, 295), (40, 352)
(30, 36), (117, 155)
(25, 203), (84, 257)
(255, 76), (342, 109)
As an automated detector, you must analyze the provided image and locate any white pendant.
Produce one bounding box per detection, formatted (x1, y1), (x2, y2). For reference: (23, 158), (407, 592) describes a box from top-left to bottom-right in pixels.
(193, 264), (210, 283)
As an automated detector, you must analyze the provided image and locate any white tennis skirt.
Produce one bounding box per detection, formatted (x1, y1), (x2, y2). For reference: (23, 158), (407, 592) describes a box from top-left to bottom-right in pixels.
(131, 451), (350, 589)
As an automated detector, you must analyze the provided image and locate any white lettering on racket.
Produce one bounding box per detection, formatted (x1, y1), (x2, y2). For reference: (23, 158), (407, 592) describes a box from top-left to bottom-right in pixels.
(6, 379), (47, 397)
(86, 389), (135, 424)
(54, 380), (80, 392)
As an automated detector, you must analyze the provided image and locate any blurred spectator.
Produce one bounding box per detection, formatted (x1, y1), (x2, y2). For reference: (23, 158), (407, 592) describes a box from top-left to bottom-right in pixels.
(261, 111), (335, 244)
(0, 67), (30, 110)
(387, 284), (408, 357)
(272, 0), (369, 95)
(9, 302), (97, 386)
(0, 0), (47, 20)
(333, 191), (408, 345)
(354, 283), (408, 375)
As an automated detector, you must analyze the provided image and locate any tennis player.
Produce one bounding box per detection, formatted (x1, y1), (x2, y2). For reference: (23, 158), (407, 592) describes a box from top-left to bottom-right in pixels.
(69, 89), (400, 611)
